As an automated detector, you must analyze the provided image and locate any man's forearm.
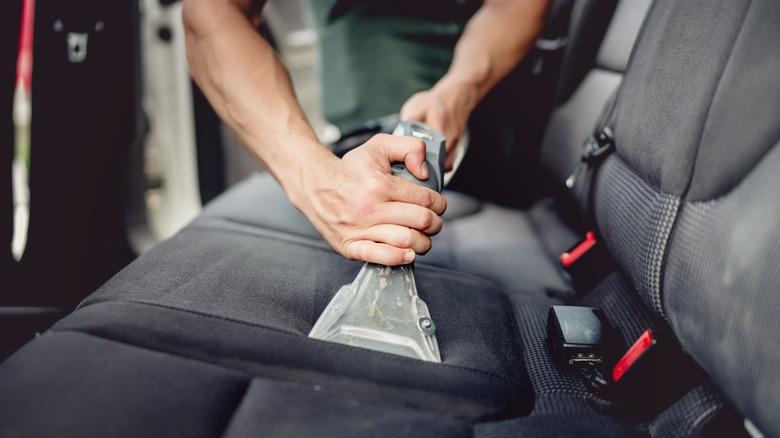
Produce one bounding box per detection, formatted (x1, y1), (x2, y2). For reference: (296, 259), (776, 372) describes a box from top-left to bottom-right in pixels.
(182, 0), (447, 265)
(435, 0), (549, 114)
(182, 0), (331, 206)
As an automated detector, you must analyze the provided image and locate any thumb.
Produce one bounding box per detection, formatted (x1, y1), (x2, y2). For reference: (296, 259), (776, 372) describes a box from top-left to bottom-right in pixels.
(376, 134), (429, 181)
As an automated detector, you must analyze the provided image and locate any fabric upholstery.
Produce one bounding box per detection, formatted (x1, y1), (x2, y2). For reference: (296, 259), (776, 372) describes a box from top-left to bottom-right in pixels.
(686, 0), (780, 201)
(594, 157), (679, 317)
(0, 330), (249, 438)
(593, 0), (651, 74)
(665, 140), (780, 437)
(615, 0), (751, 196)
(61, 224), (533, 421)
(224, 378), (472, 438)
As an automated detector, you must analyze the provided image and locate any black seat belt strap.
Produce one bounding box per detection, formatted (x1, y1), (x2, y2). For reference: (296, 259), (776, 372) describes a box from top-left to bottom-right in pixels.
(565, 90), (618, 191)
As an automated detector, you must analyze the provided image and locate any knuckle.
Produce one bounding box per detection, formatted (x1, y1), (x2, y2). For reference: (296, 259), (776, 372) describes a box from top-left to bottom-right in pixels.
(353, 199), (375, 217)
(387, 228), (414, 249)
(421, 191), (435, 209)
(341, 242), (358, 261)
(363, 174), (391, 198)
(371, 133), (391, 144)
(417, 209), (434, 230)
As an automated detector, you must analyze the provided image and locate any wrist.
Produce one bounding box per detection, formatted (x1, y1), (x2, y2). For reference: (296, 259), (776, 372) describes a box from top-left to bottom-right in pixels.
(430, 76), (480, 129)
(282, 139), (338, 214)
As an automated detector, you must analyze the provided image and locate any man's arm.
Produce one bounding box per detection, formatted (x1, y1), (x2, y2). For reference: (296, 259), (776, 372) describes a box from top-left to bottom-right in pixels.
(182, 0), (446, 265)
(401, 0), (550, 169)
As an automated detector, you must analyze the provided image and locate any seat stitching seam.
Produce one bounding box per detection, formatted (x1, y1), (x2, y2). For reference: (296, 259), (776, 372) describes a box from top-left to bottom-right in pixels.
(66, 299), (530, 388)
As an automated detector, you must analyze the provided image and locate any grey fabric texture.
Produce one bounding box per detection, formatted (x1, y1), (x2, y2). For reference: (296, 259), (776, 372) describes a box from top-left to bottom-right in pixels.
(593, 157), (679, 317)
(665, 140), (780, 438)
(594, 0), (652, 73)
(198, 172), (322, 241)
(647, 383), (732, 438)
(687, 0), (780, 201)
(615, 0), (751, 196)
(421, 198), (572, 296)
(578, 271), (673, 350)
(510, 293), (589, 398)
(0, 331), (248, 438)
(224, 378), (471, 438)
(475, 394), (644, 438)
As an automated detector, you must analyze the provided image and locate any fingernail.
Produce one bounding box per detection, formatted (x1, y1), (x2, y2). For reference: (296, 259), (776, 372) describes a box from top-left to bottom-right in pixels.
(404, 251), (415, 263)
(419, 162), (429, 179)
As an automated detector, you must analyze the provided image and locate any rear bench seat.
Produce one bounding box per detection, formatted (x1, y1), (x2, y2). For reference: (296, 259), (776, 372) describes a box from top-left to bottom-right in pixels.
(2, 0), (779, 436)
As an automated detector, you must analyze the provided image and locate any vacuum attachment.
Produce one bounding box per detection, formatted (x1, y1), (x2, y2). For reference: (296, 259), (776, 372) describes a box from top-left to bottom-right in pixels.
(308, 263), (441, 362)
(308, 121), (446, 362)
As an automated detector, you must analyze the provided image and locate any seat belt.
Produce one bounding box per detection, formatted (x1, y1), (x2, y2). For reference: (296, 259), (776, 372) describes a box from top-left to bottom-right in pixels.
(555, 92), (618, 295)
(565, 89), (618, 196)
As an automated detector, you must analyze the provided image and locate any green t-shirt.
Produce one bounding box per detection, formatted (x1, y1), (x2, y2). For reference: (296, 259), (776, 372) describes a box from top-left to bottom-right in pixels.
(306, 0), (481, 132)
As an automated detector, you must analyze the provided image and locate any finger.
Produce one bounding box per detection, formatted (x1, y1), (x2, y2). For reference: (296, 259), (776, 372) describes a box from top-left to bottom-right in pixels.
(355, 224), (432, 255)
(371, 201), (444, 236)
(444, 149), (454, 171)
(400, 93), (427, 121)
(385, 179), (447, 216)
(343, 240), (416, 265)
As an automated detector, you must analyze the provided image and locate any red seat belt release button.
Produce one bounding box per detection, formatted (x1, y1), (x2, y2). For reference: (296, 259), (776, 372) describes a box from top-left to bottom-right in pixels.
(560, 231), (597, 267)
(613, 329), (655, 382)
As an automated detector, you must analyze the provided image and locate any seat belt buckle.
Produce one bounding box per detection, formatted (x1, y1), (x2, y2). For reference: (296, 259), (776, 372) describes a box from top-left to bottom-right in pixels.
(547, 306), (613, 391)
(559, 231), (614, 294)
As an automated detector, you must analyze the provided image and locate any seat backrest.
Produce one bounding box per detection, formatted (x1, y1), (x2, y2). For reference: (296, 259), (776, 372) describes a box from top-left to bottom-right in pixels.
(539, 0), (652, 228)
(591, 0), (780, 435)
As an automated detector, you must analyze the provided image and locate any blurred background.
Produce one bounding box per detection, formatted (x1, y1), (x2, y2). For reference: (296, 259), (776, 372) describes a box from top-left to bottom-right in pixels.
(3, 0), (332, 359)
(17, 0), (331, 256)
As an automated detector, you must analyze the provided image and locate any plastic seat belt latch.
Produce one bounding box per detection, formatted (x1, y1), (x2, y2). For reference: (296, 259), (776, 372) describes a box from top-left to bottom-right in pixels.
(613, 329), (655, 382)
(560, 231), (597, 267)
(583, 126), (615, 166)
(559, 231), (613, 294)
(566, 127), (615, 188)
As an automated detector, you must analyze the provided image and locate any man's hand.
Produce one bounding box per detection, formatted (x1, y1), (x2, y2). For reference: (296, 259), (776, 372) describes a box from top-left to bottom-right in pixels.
(294, 134), (447, 266)
(400, 79), (475, 172)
